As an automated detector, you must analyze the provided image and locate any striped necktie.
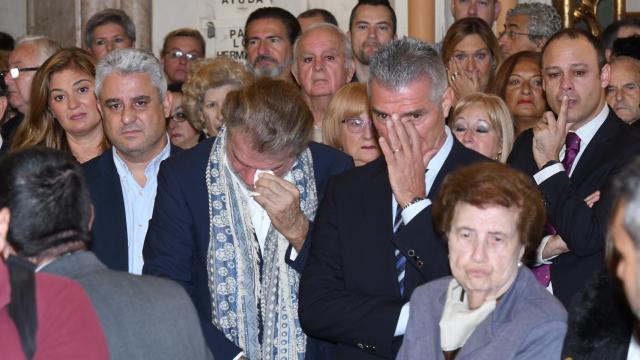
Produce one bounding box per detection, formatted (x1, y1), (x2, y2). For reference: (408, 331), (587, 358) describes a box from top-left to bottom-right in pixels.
(394, 204), (407, 296)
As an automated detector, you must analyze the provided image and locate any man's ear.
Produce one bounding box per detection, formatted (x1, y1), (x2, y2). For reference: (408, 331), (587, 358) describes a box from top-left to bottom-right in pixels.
(600, 63), (611, 89)
(162, 91), (173, 119)
(441, 86), (455, 116)
(0, 207), (14, 260)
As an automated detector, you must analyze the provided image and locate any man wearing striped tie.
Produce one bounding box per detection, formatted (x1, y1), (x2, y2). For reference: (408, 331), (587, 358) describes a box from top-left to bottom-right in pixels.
(299, 37), (487, 360)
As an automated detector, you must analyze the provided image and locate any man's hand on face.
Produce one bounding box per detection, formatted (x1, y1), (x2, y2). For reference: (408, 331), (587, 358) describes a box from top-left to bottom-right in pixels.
(253, 173), (308, 251)
(532, 95), (571, 169)
(378, 117), (438, 208)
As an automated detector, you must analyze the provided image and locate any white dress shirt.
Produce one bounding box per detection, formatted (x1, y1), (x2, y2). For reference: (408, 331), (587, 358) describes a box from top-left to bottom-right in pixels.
(113, 140), (170, 275)
(628, 332), (640, 360)
(393, 126), (454, 336)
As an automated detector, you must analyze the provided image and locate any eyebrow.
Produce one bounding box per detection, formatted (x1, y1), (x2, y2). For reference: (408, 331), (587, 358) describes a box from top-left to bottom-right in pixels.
(49, 79), (91, 93)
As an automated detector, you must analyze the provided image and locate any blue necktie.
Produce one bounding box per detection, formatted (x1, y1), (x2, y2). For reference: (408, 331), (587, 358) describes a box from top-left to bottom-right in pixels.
(394, 204), (407, 296)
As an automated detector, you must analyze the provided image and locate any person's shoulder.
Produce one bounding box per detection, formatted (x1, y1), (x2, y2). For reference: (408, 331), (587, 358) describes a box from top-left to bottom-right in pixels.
(409, 277), (450, 313)
(309, 141), (353, 166)
(81, 148), (114, 174)
(34, 271), (92, 306)
(162, 137), (215, 171)
(508, 269), (567, 322)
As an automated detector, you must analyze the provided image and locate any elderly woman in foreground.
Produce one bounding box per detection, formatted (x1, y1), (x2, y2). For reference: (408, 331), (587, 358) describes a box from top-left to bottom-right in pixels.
(397, 162), (567, 360)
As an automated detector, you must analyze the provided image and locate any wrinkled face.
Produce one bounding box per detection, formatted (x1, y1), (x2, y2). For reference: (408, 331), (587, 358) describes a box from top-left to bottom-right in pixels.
(90, 23), (134, 61)
(451, 34), (494, 91)
(505, 58), (546, 121)
(298, 14), (325, 31)
(606, 59), (640, 124)
(450, 0), (500, 26)
(226, 128), (295, 188)
(48, 68), (102, 138)
(6, 43), (41, 114)
(451, 103), (501, 160)
(167, 91), (199, 149)
(245, 18), (293, 79)
(349, 4), (395, 65)
(162, 36), (203, 84)
(498, 14), (540, 59)
(98, 72), (170, 162)
(448, 203), (523, 301)
(611, 202), (640, 318)
(542, 36), (609, 129)
(201, 84), (236, 137)
(370, 78), (453, 159)
(293, 28), (353, 99)
(339, 111), (380, 166)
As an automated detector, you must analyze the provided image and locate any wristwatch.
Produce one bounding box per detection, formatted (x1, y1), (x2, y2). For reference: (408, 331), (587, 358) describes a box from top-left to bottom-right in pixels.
(402, 197), (426, 209)
(541, 160), (560, 170)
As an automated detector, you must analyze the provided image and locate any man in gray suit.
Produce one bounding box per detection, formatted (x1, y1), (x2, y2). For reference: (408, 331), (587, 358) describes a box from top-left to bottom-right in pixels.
(0, 147), (213, 360)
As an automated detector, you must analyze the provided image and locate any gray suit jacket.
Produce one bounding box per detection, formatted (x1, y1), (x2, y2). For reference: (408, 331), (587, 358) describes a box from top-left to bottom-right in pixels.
(42, 251), (213, 360)
(397, 268), (567, 360)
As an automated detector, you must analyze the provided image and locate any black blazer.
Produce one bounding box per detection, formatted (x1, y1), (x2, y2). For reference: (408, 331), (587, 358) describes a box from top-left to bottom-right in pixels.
(82, 145), (181, 272)
(508, 109), (640, 307)
(298, 138), (488, 360)
(142, 137), (353, 360)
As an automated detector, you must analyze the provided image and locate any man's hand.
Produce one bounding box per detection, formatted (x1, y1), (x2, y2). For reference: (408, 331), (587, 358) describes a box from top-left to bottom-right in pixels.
(378, 117), (438, 207)
(253, 173), (308, 251)
(532, 96), (570, 169)
(584, 190), (600, 208)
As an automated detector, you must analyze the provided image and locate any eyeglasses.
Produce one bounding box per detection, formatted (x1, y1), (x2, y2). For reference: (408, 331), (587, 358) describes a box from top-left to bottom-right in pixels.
(166, 111), (189, 122)
(499, 29), (530, 39)
(0, 67), (39, 79)
(341, 117), (372, 133)
(166, 50), (200, 61)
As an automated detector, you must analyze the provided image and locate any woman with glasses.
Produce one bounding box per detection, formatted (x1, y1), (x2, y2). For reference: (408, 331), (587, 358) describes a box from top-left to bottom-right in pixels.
(167, 82), (201, 149)
(322, 83), (380, 166)
(493, 51), (547, 136)
(449, 93), (514, 162)
(182, 56), (253, 138)
(441, 18), (502, 103)
(160, 28), (205, 86)
(10, 48), (109, 163)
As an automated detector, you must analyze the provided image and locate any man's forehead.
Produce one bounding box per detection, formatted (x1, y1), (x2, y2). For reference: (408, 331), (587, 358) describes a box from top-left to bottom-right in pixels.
(9, 44), (39, 65)
(101, 72), (159, 96)
(247, 18), (288, 37)
(353, 4), (392, 23)
(543, 37), (597, 66)
(299, 29), (342, 52)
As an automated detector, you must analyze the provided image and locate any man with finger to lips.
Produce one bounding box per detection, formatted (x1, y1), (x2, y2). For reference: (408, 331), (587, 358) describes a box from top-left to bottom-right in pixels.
(508, 28), (640, 308)
(298, 37), (487, 359)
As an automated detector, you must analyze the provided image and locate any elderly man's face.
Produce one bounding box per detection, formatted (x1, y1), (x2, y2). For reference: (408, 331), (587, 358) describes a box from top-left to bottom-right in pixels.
(448, 203), (524, 304)
(245, 18), (293, 80)
(293, 27), (354, 99)
(5, 43), (41, 114)
(90, 23), (134, 61)
(98, 72), (170, 162)
(451, 0), (500, 26)
(542, 35), (609, 130)
(611, 201), (640, 318)
(498, 14), (542, 59)
(370, 77), (453, 158)
(349, 4), (395, 66)
(606, 58), (640, 125)
(226, 128), (295, 189)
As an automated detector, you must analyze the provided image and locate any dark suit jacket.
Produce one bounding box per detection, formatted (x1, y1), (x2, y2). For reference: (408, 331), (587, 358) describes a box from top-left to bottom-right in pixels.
(508, 109), (640, 307)
(82, 145), (180, 272)
(42, 251), (213, 360)
(0, 113), (23, 155)
(397, 268), (567, 360)
(298, 138), (488, 360)
(142, 137), (353, 360)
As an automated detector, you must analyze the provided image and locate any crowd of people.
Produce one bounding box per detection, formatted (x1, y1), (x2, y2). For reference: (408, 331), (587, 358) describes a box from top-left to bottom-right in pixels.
(1, 0), (640, 359)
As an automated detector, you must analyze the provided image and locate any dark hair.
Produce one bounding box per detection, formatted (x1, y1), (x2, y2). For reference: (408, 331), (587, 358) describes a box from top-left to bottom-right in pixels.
(612, 35), (640, 61)
(167, 81), (183, 94)
(0, 148), (92, 258)
(432, 162), (546, 264)
(349, 0), (397, 36)
(161, 28), (206, 56)
(298, 8), (338, 26)
(244, 7), (301, 47)
(0, 31), (15, 51)
(602, 17), (640, 51)
(6, 255), (37, 360)
(223, 78), (312, 154)
(542, 28), (605, 71)
(84, 8), (136, 49)
(492, 51), (541, 98)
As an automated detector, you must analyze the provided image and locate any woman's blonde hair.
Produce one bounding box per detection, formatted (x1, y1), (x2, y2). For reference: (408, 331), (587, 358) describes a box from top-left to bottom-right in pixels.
(182, 56), (253, 132)
(322, 82), (369, 149)
(449, 93), (514, 163)
(11, 47), (109, 153)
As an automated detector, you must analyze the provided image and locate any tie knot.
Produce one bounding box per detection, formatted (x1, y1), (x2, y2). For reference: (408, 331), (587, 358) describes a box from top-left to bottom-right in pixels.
(565, 132), (581, 151)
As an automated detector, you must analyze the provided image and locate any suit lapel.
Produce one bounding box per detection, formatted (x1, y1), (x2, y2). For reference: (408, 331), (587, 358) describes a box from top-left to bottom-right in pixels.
(101, 152), (129, 270)
(569, 112), (619, 186)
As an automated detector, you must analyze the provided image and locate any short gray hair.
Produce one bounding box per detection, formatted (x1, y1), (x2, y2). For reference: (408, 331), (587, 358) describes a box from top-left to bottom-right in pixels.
(95, 48), (167, 99)
(369, 37), (447, 102)
(507, 3), (562, 44)
(15, 35), (61, 65)
(612, 157), (640, 248)
(292, 23), (353, 72)
(84, 8), (136, 49)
